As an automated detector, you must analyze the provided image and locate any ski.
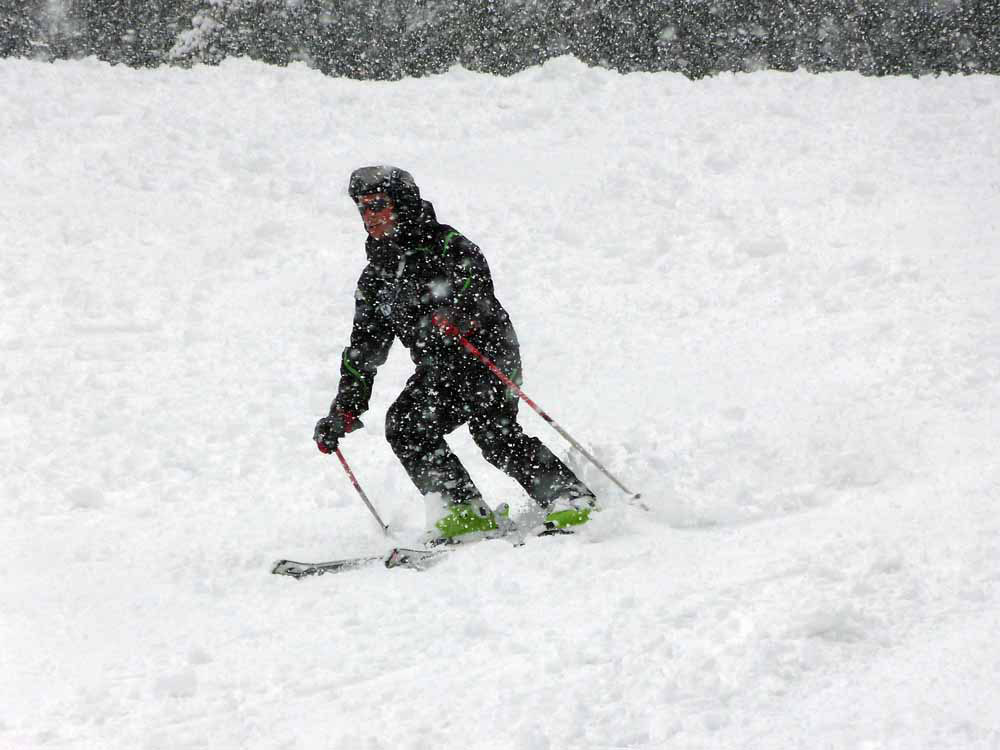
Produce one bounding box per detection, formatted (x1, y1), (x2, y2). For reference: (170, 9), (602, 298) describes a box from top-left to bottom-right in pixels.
(271, 547), (448, 579)
(271, 555), (381, 578)
(384, 546), (451, 570)
(272, 524), (574, 580)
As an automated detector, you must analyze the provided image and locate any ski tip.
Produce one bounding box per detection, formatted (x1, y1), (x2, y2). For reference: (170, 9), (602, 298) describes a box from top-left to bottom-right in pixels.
(629, 493), (651, 512)
(272, 560), (309, 579)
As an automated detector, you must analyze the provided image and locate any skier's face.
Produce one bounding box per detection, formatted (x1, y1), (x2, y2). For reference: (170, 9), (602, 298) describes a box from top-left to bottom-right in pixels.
(357, 193), (396, 239)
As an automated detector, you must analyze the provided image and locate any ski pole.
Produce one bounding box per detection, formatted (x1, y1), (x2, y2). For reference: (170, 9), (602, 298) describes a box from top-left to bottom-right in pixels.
(432, 315), (645, 507)
(335, 447), (390, 534)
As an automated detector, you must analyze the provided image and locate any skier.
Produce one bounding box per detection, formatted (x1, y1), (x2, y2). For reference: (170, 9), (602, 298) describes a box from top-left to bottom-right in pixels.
(313, 166), (596, 543)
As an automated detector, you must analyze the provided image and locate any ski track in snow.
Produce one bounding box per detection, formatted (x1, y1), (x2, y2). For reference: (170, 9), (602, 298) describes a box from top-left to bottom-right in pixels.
(1, 57), (999, 749)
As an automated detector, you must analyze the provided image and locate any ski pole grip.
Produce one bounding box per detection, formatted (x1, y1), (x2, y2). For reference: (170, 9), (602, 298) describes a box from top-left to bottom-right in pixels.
(432, 313), (462, 339)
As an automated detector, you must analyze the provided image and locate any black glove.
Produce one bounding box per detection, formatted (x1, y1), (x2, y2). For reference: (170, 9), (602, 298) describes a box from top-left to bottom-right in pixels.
(313, 409), (362, 454)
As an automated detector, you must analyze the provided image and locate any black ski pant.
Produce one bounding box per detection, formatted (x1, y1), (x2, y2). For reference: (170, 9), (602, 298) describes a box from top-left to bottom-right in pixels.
(385, 357), (591, 509)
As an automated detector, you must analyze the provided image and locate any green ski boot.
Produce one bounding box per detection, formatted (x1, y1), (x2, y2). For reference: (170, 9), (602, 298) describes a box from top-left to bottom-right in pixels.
(430, 500), (512, 545)
(543, 493), (598, 530)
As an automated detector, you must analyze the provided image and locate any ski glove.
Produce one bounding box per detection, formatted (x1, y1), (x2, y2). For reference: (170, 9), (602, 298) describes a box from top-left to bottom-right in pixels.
(431, 309), (479, 340)
(314, 409), (362, 454)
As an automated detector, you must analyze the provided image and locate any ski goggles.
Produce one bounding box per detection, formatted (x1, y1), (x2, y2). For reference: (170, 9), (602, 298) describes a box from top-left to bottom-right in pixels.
(357, 197), (391, 214)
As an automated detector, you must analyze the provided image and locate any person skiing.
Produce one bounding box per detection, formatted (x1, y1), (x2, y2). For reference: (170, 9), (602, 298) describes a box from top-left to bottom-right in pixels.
(313, 166), (596, 543)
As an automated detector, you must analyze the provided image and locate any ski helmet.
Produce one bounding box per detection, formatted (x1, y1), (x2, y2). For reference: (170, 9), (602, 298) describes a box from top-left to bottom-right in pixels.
(349, 166), (420, 212)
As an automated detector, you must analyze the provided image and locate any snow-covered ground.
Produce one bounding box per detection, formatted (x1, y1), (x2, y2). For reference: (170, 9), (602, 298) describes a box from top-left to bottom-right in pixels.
(2, 56), (999, 749)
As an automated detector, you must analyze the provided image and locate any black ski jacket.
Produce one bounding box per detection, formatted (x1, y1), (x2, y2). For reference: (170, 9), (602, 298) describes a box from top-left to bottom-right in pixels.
(333, 200), (519, 417)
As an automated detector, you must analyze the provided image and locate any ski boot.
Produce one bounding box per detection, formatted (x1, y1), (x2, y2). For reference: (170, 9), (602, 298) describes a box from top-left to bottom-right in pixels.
(542, 490), (598, 531)
(426, 499), (513, 546)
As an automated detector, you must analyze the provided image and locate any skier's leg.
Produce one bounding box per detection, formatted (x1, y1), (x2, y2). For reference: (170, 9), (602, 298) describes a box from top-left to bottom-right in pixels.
(386, 366), (510, 541)
(468, 373), (594, 508)
(385, 367), (479, 505)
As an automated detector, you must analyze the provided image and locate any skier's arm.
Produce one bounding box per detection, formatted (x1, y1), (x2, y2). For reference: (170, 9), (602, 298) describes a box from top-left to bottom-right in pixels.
(332, 275), (394, 418)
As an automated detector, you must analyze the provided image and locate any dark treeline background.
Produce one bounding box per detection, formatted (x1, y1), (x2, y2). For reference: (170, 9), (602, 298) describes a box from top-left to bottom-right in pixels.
(2, 0), (998, 79)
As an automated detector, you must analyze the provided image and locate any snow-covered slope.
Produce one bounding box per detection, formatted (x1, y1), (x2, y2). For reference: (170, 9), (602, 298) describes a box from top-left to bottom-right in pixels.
(2, 57), (999, 749)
